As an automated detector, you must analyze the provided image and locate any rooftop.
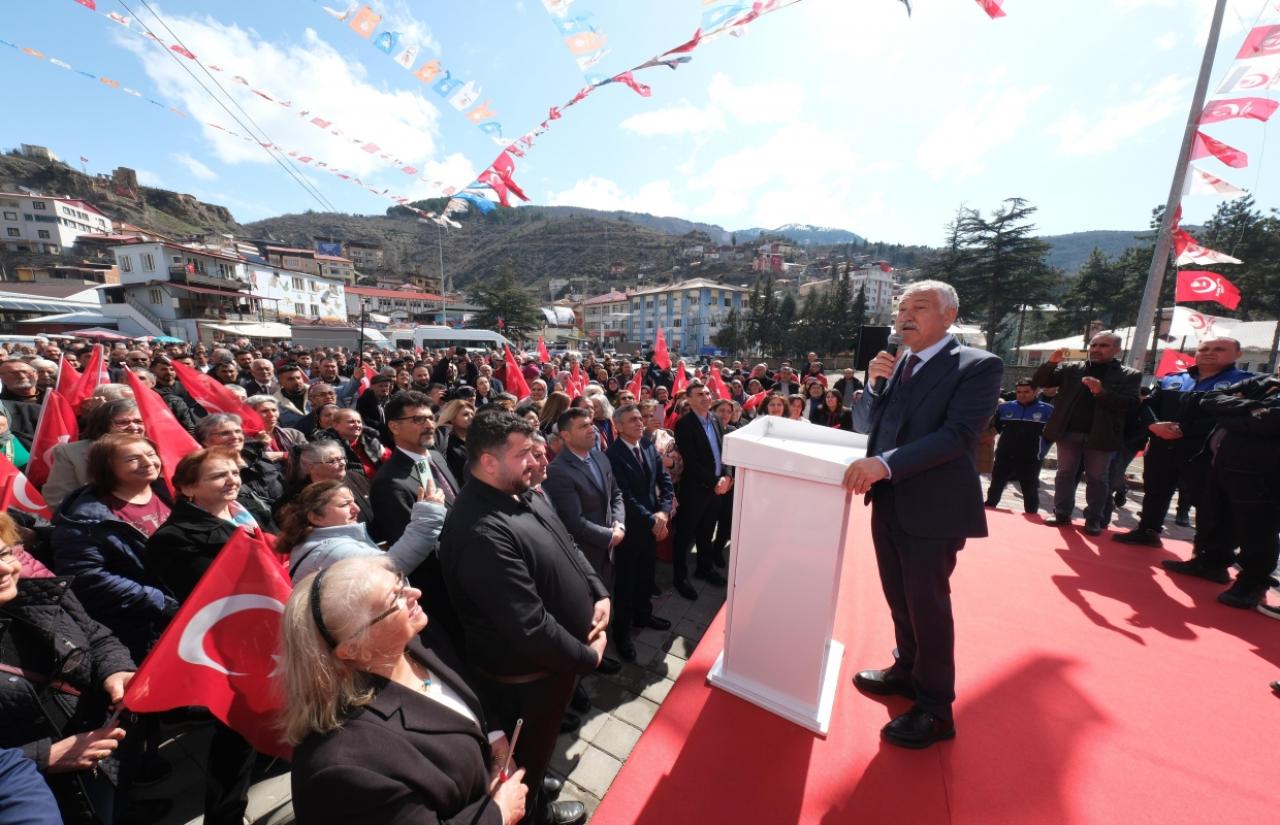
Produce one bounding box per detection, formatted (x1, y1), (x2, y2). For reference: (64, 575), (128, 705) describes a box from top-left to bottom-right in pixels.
(347, 285), (452, 302)
(631, 278), (749, 297)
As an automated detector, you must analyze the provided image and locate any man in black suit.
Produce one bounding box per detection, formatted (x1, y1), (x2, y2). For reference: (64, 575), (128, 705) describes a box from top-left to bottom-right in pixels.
(606, 403), (675, 660)
(672, 381), (732, 599)
(439, 410), (601, 825)
(544, 408), (626, 587)
(843, 280), (1003, 749)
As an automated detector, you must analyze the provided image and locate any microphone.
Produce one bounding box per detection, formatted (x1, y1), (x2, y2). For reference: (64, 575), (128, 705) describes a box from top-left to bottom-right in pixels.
(872, 333), (902, 395)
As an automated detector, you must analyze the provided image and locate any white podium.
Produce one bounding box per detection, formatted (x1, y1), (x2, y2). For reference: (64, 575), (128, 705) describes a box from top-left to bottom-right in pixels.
(706, 415), (867, 736)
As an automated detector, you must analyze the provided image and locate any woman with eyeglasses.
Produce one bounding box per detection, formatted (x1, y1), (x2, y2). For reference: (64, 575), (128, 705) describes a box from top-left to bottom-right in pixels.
(279, 478), (445, 585)
(283, 555), (527, 825)
(43, 399), (148, 514)
(51, 434), (176, 661)
(195, 414), (281, 533)
(0, 513), (136, 825)
(276, 441), (374, 525)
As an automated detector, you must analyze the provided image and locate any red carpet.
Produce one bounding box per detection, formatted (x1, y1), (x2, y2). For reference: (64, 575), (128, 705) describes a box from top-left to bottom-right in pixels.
(592, 508), (1279, 825)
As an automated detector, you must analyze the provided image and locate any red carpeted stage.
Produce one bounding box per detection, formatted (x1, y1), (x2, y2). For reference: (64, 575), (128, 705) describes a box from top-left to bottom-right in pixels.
(592, 508), (1279, 825)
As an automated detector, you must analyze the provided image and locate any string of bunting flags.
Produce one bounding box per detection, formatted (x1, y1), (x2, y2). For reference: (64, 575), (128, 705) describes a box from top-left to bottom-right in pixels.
(538, 0), (612, 83)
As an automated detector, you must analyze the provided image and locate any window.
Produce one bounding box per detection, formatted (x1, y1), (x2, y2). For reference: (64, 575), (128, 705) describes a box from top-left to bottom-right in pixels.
(2, 211), (15, 221)
(171, 256), (182, 264)
(142, 253), (155, 271)
(724, 297), (731, 306)
(23, 214), (32, 221)
(120, 256), (132, 272)
(37, 230), (50, 239)
(674, 319), (682, 328)
(309, 304), (319, 317)
(148, 288), (162, 304)
(295, 302), (305, 315)
(5, 228), (18, 237)
(291, 277), (304, 290)
(32, 201), (46, 211)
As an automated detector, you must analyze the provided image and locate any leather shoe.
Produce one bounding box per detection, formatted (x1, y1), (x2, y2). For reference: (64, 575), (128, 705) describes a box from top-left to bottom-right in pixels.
(559, 713), (580, 734)
(542, 774), (564, 800)
(881, 706), (956, 749)
(570, 684), (591, 713)
(1083, 520), (1102, 536)
(617, 636), (637, 662)
(1045, 514), (1071, 526)
(1113, 528), (1162, 547)
(694, 568), (727, 586)
(596, 656), (622, 675)
(1161, 557), (1231, 584)
(637, 615), (672, 631)
(541, 800), (587, 825)
(853, 667), (916, 699)
(675, 579), (698, 600)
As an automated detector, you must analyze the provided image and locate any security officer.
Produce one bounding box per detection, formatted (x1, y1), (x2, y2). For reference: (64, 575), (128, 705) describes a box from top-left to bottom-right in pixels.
(985, 380), (1053, 513)
(1161, 372), (1280, 609)
(1115, 337), (1252, 547)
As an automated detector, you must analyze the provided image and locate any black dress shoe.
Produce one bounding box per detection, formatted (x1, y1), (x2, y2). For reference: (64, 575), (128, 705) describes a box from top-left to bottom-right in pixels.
(542, 774), (564, 800)
(541, 800), (587, 825)
(1083, 520), (1102, 536)
(596, 656), (622, 675)
(1045, 515), (1072, 526)
(853, 667), (916, 699)
(559, 713), (580, 734)
(637, 615), (672, 631)
(1161, 557), (1232, 584)
(694, 568), (726, 586)
(881, 706), (956, 749)
(617, 636), (637, 662)
(675, 579), (698, 600)
(570, 684), (591, 713)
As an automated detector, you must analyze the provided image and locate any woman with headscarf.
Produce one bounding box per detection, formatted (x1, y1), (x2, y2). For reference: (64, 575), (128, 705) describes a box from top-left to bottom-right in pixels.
(0, 406), (28, 470)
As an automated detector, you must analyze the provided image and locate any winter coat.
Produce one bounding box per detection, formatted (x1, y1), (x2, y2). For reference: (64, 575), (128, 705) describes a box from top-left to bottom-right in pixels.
(50, 485), (178, 660)
(287, 501), (447, 583)
(1032, 358), (1141, 452)
(0, 577), (135, 824)
(142, 500), (239, 603)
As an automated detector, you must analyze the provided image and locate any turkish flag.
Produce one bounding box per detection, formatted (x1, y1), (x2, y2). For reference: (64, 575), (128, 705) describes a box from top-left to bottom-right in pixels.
(671, 364), (688, 397)
(25, 389), (79, 489)
(1190, 131), (1249, 169)
(1236, 24), (1280, 60)
(1199, 96), (1279, 124)
(611, 71), (652, 97)
(170, 360), (266, 436)
(628, 368), (644, 399)
(67, 345), (105, 413)
(568, 362), (584, 400)
(1176, 270), (1242, 310)
(1156, 349), (1196, 378)
(0, 453), (51, 518)
(536, 337), (550, 364)
(503, 346), (530, 402)
(357, 363), (376, 395)
(742, 391), (768, 412)
(975, 0), (1006, 18)
(56, 356), (81, 394)
(124, 370), (200, 494)
(489, 152), (529, 203)
(706, 368), (730, 400)
(123, 527), (292, 759)
(653, 327), (671, 371)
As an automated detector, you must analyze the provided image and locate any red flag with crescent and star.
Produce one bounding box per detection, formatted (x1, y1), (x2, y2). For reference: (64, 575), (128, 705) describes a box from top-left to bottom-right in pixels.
(503, 346), (531, 402)
(0, 453), (51, 518)
(123, 527), (291, 759)
(1156, 349), (1196, 378)
(55, 356), (81, 394)
(25, 389), (79, 489)
(124, 370), (200, 494)
(1175, 270), (1241, 310)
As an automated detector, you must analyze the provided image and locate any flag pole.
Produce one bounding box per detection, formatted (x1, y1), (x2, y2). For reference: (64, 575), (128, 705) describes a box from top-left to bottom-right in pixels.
(1127, 0), (1229, 372)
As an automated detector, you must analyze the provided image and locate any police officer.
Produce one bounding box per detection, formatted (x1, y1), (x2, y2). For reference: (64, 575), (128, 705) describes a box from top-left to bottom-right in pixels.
(985, 380), (1053, 513)
(1115, 338), (1252, 547)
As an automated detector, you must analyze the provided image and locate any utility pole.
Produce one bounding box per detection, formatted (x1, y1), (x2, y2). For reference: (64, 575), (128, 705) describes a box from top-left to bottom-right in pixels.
(1127, 0), (1228, 372)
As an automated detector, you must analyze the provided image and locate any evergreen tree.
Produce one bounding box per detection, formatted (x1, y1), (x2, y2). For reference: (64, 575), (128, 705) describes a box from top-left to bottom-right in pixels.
(1198, 195), (1280, 320)
(713, 308), (742, 353)
(1053, 248), (1116, 342)
(847, 283), (868, 356)
(774, 292), (797, 355)
(470, 263), (542, 340)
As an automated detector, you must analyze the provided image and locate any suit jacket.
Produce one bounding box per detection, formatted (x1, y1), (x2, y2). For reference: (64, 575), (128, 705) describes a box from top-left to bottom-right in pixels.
(852, 337), (1003, 540)
(606, 437), (674, 548)
(1032, 358), (1141, 452)
(673, 410), (725, 491)
(543, 447), (625, 581)
(369, 449), (458, 544)
(290, 640), (501, 825)
(273, 390), (309, 428)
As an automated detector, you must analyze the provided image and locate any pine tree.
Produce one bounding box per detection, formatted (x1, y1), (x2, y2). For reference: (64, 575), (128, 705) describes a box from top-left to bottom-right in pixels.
(774, 292), (797, 355)
(712, 308), (742, 353)
(470, 264), (541, 340)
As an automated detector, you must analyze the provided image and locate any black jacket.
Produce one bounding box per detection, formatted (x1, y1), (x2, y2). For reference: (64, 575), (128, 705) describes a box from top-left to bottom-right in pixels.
(673, 411), (725, 490)
(290, 641), (500, 825)
(370, 449), (458, 544)
(1033, 358), (1141, 451)
(142, 501), (238, 602)
(438, 479), (608, 678)
(238, 442), (284, 533)
(1184, 376), (1280, 482)
(605, 436), (674, 549)
(0, 399), (40, 451)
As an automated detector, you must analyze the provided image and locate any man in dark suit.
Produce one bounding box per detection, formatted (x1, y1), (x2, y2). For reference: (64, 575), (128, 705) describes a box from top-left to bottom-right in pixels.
(843, 280), (1003, 749)
(672, 381), (732, 599)
(606, 403), (675, 661)
(544, 408), (626, 586)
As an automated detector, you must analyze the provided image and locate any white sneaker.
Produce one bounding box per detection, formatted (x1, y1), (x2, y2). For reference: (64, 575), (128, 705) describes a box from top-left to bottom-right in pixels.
(1257, 603), (1280, 621)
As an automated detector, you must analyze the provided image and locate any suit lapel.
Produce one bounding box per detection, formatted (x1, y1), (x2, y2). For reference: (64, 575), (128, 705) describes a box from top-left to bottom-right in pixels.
(902, 344), (959, 401)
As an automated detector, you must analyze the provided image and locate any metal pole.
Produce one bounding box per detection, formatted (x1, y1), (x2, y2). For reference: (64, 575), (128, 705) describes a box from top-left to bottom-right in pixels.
(1128, 0), (1229, 371)
(357, 301), (365, 356)
(437, 222), (447, 327)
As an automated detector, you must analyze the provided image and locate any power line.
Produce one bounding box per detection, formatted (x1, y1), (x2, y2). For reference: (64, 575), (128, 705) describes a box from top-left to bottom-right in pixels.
(115, 0), (340, 214)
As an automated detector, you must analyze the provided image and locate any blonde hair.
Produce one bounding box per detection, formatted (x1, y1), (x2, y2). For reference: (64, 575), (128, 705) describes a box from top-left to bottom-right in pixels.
(436, 398), (475, 430)
(278, 555), (396, 745)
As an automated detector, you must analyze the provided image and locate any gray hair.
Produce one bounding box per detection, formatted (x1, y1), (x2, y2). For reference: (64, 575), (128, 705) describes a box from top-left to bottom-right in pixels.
(91, 383), (134, 403)
(613, 402), (641, 423)
(901, 279), (960, 313)
(194, 412), (243, 444)
(1091, 331), (1123, 347)
(29, 358), (56, 371)
(223, 384), (247, 400)
(299, 439), (343, 465)
(246, 394), (276, 407)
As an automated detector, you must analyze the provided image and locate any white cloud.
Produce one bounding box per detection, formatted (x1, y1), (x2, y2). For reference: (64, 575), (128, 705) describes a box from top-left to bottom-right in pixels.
(172, 152), (217, 181)
(620, 104), (727, 136)
(1111, 0), (1179, 10)
(1155, 32), (1179, 49)
(114, 12), (443, 185)
(1045, 74), (1190, 155)
(915, 84), (1050, 179)
(548, 177), (686, 216)
(135, 168), (164, 187)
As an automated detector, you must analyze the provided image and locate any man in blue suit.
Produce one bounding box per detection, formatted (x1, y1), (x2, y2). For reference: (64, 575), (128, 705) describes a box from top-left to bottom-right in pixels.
(606, 403), (676, 661)
(842, 280), (1004, 749)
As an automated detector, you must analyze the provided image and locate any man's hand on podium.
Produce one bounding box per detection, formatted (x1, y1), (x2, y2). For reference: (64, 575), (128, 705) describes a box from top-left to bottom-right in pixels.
(842, 457), (889, 495)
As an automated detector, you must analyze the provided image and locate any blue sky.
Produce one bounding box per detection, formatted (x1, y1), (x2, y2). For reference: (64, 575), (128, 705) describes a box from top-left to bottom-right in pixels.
(3, 0), (1279, 245)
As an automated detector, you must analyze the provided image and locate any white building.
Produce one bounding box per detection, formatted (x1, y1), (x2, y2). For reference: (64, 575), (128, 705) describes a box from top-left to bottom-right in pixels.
(578, 290), (630, 345)
(345, 285), (451, 324)
(247, 264), (347, 324)
(626, 278), (748, 354)
(1, 192), (113, 254)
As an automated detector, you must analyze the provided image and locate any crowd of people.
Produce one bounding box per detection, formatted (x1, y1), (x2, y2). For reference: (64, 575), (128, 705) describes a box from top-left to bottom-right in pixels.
(0, 317), (1275, 824)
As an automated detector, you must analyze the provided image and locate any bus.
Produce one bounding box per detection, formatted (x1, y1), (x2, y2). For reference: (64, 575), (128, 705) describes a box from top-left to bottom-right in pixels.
(391, 325), (516, 352)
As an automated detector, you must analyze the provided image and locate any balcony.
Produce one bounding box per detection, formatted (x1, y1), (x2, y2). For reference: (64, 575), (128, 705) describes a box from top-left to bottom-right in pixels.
(168, 265), (250, 291)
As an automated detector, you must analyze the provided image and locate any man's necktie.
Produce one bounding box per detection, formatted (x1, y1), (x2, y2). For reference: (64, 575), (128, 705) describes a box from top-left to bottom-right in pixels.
(633, 445), (644, 473)
(901, 354), (923, 383)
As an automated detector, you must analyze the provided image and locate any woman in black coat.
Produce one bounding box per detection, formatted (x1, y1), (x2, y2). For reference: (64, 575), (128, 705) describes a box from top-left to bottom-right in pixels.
(0, 517), (135, 825)
(811, 389), (854, 431)
(282, 555), (528, 825)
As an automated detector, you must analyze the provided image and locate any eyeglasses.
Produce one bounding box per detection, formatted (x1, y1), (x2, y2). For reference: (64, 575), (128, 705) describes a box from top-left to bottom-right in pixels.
(112, 418), (145, 428)
(394, 415), (434, 425)
(316, 457), (347, 467)
(356, 573), (410, 635)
